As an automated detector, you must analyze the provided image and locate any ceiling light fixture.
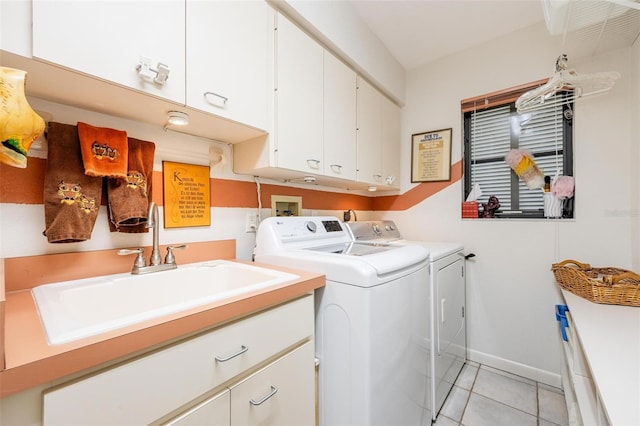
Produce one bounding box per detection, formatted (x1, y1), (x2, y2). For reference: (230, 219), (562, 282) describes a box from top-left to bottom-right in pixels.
(167, 110), (189, 126)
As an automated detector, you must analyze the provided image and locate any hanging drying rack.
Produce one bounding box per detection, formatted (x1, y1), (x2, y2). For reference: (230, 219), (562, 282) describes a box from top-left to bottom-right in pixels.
(515, 54), (621, 113)
(544, 0), (640, 58)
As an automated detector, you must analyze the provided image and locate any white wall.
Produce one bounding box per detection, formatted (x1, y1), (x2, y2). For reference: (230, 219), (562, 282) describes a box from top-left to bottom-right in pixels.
(380, 22), (635, 385)
(0, 97), (347, 261)
(0, 98), (248, 260)
(631, 38), (640, 272)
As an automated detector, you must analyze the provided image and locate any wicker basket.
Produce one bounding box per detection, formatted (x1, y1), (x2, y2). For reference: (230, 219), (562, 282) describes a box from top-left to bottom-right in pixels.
(551, 259), (640, 307)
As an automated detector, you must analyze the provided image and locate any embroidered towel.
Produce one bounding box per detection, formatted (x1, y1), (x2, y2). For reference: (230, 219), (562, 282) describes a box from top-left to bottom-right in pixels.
(107, 136), (155, 233)
(77, 121), (128, 178)
(43, 122), (103, 243)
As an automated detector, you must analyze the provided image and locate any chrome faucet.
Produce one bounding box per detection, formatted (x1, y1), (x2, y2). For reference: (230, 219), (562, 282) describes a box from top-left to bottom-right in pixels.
(117, 201), (187, 274)
(148, 201), (162, 266)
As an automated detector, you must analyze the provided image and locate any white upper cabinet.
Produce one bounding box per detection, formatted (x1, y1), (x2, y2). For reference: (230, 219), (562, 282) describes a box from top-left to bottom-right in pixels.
(32, 0), (186, 104)
(186, 0), (270, 131)
(274, 12), (324, 174)
(356, 77), (383, 186)
(356, 77), (400, 189)
(324, 51), (357, 181)
(382, 96), (401, 187)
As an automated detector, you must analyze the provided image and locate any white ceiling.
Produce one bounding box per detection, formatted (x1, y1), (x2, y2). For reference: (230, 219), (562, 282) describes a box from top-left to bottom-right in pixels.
(349, 0), (546, 70)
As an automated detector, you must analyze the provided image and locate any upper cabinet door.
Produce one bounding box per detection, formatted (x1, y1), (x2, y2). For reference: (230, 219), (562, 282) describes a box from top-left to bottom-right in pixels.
(274, 13), (324, 173)
(186, 0), (270, 131)
(32, 0), (186, 104)
(324, 51), (357, 181)
(356, 77), (383, 186)
(381, 97), (401, 188)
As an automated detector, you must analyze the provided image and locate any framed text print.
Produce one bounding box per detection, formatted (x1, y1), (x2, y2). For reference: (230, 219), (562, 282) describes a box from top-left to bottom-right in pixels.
(411, 128), (452, 182)
(162, 161), (211, 228)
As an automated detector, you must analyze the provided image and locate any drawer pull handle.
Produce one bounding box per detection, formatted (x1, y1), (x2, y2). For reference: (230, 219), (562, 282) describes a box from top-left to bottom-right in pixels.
(215, 345), (248, 362)
(307, 159), (321, 169)
(204, 91), (229, 108)
(249, 385), (278, 406)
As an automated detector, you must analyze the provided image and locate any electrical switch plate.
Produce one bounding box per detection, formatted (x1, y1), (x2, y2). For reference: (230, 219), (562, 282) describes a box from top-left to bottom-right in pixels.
(245, 213), (258, 233)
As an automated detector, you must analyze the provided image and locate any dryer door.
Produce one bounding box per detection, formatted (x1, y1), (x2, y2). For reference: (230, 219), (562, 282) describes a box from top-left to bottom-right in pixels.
(433, 254), (466, 416)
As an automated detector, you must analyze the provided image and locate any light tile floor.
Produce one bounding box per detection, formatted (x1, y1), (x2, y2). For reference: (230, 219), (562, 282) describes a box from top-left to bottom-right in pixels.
(435, 362), (569, 426)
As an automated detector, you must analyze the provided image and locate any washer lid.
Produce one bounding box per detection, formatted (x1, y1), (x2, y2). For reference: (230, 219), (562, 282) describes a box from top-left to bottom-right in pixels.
(305, 241), (397, 256)
(255, 243), (429, 286)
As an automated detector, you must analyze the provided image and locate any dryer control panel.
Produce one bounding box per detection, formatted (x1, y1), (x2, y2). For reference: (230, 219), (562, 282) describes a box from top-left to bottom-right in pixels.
(346, 220), (402, 242)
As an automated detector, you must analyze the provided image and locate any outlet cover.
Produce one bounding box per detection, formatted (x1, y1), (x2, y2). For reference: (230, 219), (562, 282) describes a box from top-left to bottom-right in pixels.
(245, 213), (258, 233)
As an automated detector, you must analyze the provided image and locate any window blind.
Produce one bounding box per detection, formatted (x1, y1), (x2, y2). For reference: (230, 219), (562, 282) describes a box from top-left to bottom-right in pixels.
(467, 98), (566, 212)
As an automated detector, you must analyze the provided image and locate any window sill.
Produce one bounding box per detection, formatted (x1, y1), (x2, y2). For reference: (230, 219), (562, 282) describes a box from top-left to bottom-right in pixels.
(462, 210), (574, 220)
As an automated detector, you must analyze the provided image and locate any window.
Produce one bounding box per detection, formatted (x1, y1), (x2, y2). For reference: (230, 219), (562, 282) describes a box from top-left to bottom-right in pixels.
(462, 83), (574, 218)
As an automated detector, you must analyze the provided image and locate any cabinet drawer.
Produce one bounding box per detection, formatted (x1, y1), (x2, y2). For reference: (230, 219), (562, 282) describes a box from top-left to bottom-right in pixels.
(230, 341), (315, 426)
(43, 295), (313, 425)
(165, 390), (230, 426)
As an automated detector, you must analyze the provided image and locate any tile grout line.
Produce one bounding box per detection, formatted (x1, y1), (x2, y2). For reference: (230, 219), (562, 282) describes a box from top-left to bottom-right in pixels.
(537, 381), (540, 426)
(459, 364), (480, 425)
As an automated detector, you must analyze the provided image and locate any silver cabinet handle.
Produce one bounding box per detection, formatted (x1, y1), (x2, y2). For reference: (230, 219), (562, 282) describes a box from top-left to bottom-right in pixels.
(204, 91), (228, 108)
(307, 159), (321, 169)
(330, 164), (342, 173)
(215, 345), (248, 362)
(249, 385), (278, 406)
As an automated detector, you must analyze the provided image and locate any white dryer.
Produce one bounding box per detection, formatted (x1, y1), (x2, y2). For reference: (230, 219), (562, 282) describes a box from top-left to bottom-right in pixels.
(254, 216), (432, 426)
(346, 220), (470, 422)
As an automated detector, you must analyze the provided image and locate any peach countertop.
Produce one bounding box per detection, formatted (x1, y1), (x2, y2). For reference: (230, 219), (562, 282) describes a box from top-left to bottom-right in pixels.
(0, 243), (324, 398)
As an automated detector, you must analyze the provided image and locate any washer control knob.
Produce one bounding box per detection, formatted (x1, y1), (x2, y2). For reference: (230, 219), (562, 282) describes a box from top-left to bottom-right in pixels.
(306, 221), (317, 233)
(372, 224), (381, 235)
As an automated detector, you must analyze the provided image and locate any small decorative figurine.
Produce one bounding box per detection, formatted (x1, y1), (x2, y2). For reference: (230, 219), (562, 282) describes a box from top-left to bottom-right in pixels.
(482, 195), (501, 218)
(0, 67), (46, 168)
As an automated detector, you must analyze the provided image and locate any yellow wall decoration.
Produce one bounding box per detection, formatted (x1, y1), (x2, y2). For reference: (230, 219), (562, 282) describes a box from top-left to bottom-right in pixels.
(162, 161), (211, 228)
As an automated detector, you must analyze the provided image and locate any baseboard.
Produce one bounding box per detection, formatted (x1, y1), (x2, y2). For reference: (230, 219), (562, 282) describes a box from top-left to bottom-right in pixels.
(467, 349), (562, 388)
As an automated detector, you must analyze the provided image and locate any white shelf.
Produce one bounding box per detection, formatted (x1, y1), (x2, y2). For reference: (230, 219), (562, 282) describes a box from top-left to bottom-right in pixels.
(560, 290), (640, 425)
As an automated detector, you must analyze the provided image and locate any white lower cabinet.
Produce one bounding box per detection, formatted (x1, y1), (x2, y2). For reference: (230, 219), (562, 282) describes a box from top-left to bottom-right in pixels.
(559, 309), (609, 426)
(165, 342), (314, 426)
(166, 390), (231, 426)
(40, 295), (314, 426)
(230, 342), (314, 426)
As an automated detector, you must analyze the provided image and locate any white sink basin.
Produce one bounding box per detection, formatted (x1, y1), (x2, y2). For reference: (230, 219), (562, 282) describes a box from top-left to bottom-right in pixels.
(32, 260), (299, 345)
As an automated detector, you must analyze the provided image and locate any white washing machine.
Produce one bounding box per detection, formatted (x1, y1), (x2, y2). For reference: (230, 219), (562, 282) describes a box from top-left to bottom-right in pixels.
(254, 216), (432, 426)
(346, 220), (470, 423)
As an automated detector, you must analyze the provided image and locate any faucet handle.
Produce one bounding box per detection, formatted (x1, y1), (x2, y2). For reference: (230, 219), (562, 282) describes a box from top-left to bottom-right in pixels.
(118, 248), (146, 269)
(165, 244), (188, 265)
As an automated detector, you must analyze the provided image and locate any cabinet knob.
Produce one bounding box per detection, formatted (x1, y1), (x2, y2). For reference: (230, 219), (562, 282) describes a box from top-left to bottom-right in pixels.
(307, 159), (321, 169)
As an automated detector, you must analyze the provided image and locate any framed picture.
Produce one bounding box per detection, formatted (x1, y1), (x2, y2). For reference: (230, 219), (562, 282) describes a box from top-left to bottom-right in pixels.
(411, 128), (452, 182)
(162, 161), (211, 228)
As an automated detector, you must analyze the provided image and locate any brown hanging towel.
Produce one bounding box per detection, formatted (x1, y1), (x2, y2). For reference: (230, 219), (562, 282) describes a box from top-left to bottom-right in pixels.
(42, 122), (103, 243)
(106, 137), (155, 233)
(77, 121), (129, 178)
